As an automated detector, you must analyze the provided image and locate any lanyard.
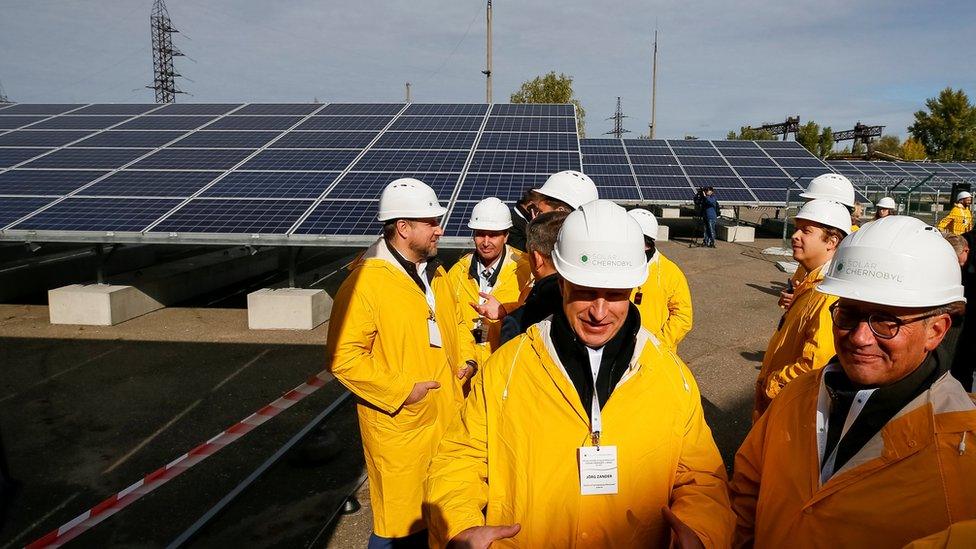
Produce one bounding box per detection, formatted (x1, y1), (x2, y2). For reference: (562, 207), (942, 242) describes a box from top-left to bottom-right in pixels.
(417, 261), (436, 314)
(587, 347), (604, 447)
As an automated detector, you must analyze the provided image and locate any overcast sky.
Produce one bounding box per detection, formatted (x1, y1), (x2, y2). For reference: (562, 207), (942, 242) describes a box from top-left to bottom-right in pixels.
(1, 0), (974, 140)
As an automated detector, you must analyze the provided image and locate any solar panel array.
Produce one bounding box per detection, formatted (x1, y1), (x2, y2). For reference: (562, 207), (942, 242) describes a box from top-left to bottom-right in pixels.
(579, 138), (868, 204)
(0, 103), (579, 244)
(828, 160), (976, 192)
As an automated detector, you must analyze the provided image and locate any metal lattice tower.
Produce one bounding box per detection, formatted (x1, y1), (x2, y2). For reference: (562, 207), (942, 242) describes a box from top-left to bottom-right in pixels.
(147, 0), (184, 103)
(0, 79), (10, 104)
(605, 97), (630, 138)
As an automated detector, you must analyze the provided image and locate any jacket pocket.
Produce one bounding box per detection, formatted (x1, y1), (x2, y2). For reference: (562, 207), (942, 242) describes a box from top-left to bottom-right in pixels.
(393, 396), (438, 430)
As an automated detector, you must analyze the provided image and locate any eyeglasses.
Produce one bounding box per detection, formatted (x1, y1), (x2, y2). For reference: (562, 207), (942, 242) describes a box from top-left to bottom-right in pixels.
(829, 302), (944, 339)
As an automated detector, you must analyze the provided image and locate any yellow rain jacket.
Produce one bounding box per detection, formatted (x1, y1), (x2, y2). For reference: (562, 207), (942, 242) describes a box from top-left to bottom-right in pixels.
(732, 368), (976, 549)
(903, 520), (976, 549)
(631, 251), (693, 351)
(754, 261), (835, 421)
(937, 204), (973, 235)
(326, 238), (476, 538)
(424, 320), (735, 548)
(447, 245), (532, 366)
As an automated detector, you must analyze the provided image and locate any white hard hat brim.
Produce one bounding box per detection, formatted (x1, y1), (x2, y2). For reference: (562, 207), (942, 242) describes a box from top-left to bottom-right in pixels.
(551, 247), (648, 289)
(377, 204), (448, 222)
(468, 220), (513, 230)
(817, 272), (966, 308)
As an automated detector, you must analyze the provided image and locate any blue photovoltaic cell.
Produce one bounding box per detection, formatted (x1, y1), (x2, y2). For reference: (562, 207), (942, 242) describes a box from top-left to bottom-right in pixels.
(468, 151), (580, 173)
(683, 166), (736, 177)
(71, 104), (159, 115)
(455, 173), (548, 201)
(640, 187), (694, 201)
(116, 116), (217, 130)
(71, 130), (186, 148)
(735, 167), (787, 177)
(373, 131), (477, 150)
(666, 139), (712, 148)
(775, 157), (829, 168)
(0, 130), (91, 147)
(292, 199), (381, 235)
(296, 116), (393, 131)
(0, 104), (81, 115)
(443, 201), (482, 236)
(389, 116), (484, 132)
(708, 188), (757, 201)
(589, 174), (638, 187)
(739, 177), (795, 188)
(491, 104), (574, 117)
(716, 146), (763, 157)
(671, 146), (719, 156)
(637, 175), (691, 187)
(0, 116), (47, 129)
(317, 104), (404, 116)
(23, 148), (151, 169)
(327, 172), (459, 199)
(0, 197), (57, 228)
(632, 164), (684, 176)
(271, 131), (378, 149)
(752, 188), (796, 202)
(585, 138), (628, 146)
(205, 116), (303, 131)
(628, 155), (678, 165)
(78, 171), (222, 198)
(676, 155), (726, 166)
(727, 156), (777, 167)
(758, 140), (806, 149)
(234, 104), (322, 115)
(781, 167), (831, 179)
(240, 149), (360, 171)
(152, 199), (315, 234)
(711, 140), (757, 147)
(170, 131), (279, 148)
(0, 170), (108, 196)
(583, 154), (629, 165)
(591, 186), (641, 200)
(404, 104), (488, 116)
(763, 147), (812, 157)
(483, 117), (575, 133)
(1, 148), (55, 167)
(625, 146), (673, 156)
(29, 116), (128, 130)
(10, 198), (181, 232)
(131, 149), (255, 170)
(584, 164), (634, 175)
(688, 176), (745, 188)
(580, 145), (626, 155)
(202, 171), (340, 199)
(354, 150), (468, 172)
(152, 103), (242, 115)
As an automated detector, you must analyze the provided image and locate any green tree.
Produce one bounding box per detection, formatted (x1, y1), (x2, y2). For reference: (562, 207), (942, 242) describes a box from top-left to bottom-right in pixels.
(796, 121), (820, 155)
(908, 87), (976, 160)
(818, 127), (834, 158)
(726, 127), (775, 140)
(901, 137), (927, 160)
(874, 135), (902, 156)
(510, 71), (586, 136)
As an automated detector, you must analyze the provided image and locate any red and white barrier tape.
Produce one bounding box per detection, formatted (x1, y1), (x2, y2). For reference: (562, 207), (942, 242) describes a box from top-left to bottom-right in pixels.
(26, 372), (330, 548)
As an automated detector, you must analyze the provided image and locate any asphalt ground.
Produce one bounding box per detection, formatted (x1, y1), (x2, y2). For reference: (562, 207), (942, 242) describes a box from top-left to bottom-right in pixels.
(0, 232), (790, 548)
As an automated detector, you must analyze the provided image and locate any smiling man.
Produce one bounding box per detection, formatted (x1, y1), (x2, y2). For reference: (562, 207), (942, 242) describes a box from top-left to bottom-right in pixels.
(424, 200), (734, 548)
(731, 216), (976, 548)
(754, 199), (851, 421)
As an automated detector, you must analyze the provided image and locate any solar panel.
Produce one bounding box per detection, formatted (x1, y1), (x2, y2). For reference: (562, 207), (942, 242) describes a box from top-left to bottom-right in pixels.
(468, 151), (580, 173)
(21, 148), (150, 169)
(116, 116), (216, 130)
(390, 116), (484, 132)
(490, 104), (574, 116)
(9, 198), (182, 232)
(582, 154), (630, 165)
(585, 164), (634, 175)
(442, 201), (482, 236)
(234, 104), (322, 115)
(0, 170), (109, 196)
(0, 197), (57, 228)
(672, 146), (719, 156)
(478, 132), (578, 151)
(292, 199), (380, 235)
(688, 176), (746, 188)
(201, 172), (340, 199)
(726, 156), (777, 167)
(152, 199), (315, 234)
(78, 171), (223, 198)
(580, 144), (625, 155)
(271, 131), (378, 149)
(633, 165), (685, 176)
(317, 103), (404, 116)
(170, 131), (279, 149)
(455, 173), (548, 201)
(205, 116), (303, 131)
(241, 149), (361, 171)
(71, 131), (187, 148)
(629, 155), (678, 165)
(1, 148), (56, 167)
(637, 175), (691, 188)
(404, 104), (488, 116)
(0, 130), (91, 147)
(71, 104), (159, 115)
(676, 155), (725, 166)
(592, 186), (641, 200)
(353, 149), (468, 172)
(641, 187), (694, 201)
(296, 116), (393, 131)
(0, 104), (81, 115)
(327, 172), (460, 199)
(152, 104), (242, 115)
(130, 149), (255, 170)
(29, 116), (129, 130)
(483, 117), (576, 133)
(373, 131), (477, 150)
(0, 116), (47, 129)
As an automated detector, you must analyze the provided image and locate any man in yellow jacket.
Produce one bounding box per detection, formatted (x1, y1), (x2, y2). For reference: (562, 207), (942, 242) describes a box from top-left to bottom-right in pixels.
(754, 199), (851, 421)
(424, 200), (734, 548)
(731, 216), (976, 548)
(628, 208), (693, 351)
(937, 191), (973, 236)
(447, 197), (532, 367)
(326, 178), (477, 548)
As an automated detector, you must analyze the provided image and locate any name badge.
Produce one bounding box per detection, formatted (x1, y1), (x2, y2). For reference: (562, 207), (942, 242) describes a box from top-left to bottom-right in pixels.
(579, 445), (618, 495)
(428, 317), (443, 348)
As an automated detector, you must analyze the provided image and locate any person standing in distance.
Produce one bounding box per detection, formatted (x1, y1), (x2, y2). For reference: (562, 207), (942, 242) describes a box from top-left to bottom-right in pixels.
(873, 196), (897, 220)
(700, 187), (720, 248)
(424, 200), (734, 548)
(326, 178), (477, 548)
(938, 191), (973, 236)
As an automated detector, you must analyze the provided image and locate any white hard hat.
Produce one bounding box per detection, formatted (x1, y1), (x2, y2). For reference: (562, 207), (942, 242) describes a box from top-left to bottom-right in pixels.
(799, 173), (856, 208)
(876, 197), (897, 210)
(627, 208), (659, 240)
(795, 199), (852, 235)
(551, 200), (647, 289)
(533, 170), (599, 210)
(468, 197), (513, 231)
(377, 178), (447, 222)
(818, 216), (965, 307)
(957, 191), (972, 201)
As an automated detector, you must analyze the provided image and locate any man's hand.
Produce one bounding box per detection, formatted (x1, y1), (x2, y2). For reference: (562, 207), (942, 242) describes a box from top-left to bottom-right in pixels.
(448, 524), (521, 549)
(457, 360), (477, 380)
(777, 289), (794, 310)
(471, 292), (506, 320)
(404, 381), (440, 406)
(661, 507), (704, 549)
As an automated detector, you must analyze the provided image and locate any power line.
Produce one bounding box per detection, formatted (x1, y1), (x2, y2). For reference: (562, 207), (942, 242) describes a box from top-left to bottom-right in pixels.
(147, 0), (185, 103)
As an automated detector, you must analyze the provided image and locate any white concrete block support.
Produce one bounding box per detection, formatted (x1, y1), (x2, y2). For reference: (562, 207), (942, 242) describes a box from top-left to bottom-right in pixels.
(654, 206), (682, 219)
(719, 207), (735, 218)
(717, 222), (755, 243)
(655, 224), (670, 241)
(49, 284), (163, 326)
(247, 288), (332, 330)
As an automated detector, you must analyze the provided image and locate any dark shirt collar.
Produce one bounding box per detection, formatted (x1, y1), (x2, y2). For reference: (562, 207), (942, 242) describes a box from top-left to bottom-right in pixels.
(467, 246), (506, 287)
(384, 238), (440, 292)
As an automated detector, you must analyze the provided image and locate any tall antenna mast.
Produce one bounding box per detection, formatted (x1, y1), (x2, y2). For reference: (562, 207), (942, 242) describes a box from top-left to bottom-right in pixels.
(147, 0), (185, 103)
(0, 80), (10, 104)
(405, 82), (412, 102)
(482, 0), (493, 103)
(605, 97), (630, 139)
(649, 29), (658, 138)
